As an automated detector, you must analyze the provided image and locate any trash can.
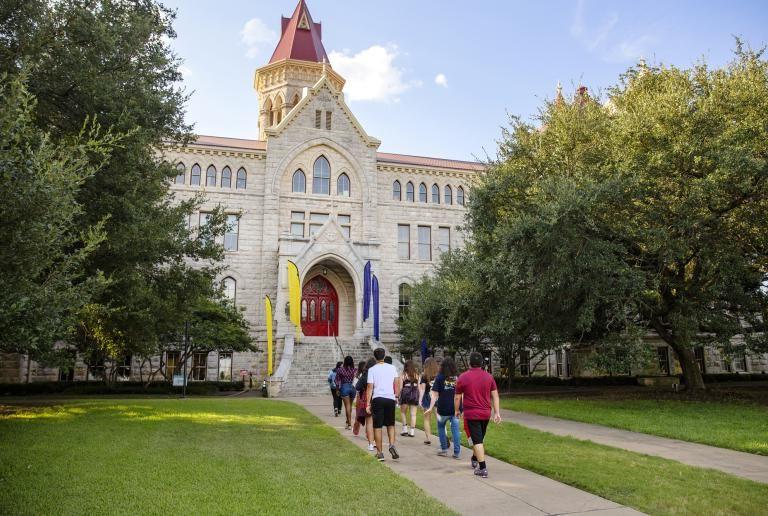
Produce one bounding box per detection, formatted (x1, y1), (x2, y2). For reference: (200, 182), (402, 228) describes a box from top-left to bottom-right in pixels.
(261, 380), (268, 398)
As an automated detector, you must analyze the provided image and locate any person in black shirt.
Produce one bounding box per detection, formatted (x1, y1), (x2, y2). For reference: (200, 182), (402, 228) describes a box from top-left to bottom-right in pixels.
(425, 357), (461, 458)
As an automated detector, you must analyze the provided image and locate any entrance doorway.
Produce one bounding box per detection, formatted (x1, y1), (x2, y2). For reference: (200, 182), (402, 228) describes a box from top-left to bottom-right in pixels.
(301, 275), (339, 337)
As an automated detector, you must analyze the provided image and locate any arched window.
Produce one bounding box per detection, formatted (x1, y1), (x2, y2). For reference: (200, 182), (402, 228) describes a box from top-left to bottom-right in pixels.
(175, 162), (185, 184)
(392, 180), (401, 201)
(418, 183), (427, 203)
(406, 182), (414, 202)
(274, 95), (284, 125)
(431, 184), (440, 204)
(206, 165), (217, 187)
(309, 299), (316, 321)
(292, 169), (306, 193)
(337, 173), (350, 197)
(222, 277), (236, 303)
(264, 98), (273, 126)
(301, 299), (308, 321)
(292, 93), (300, 107)
(457, 186), (465, 206)
(312, 156), (331, 195)
(398, 283), (411, 321)
(236, 168), (247, 189)
(444, 185), (453, 205)
(190, 164), (201, 186)
(221, 166), (232, 188)
(321, 299), (327, 321)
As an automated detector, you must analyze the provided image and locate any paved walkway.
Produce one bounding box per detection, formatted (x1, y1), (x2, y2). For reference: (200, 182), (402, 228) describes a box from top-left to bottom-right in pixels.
(290, 396), (644, 516)
(501, 409), (768, 484)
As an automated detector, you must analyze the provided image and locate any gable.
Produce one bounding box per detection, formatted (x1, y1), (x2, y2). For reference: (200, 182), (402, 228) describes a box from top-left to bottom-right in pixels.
(265, 74), (381, 149)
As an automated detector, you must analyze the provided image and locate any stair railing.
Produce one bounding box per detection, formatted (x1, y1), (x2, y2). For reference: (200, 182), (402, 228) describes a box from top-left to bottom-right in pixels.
(331, 327), (345, 358)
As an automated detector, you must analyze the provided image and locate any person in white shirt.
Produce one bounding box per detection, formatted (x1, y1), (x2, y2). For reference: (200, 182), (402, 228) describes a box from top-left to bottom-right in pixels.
(365, 347), (400, 461)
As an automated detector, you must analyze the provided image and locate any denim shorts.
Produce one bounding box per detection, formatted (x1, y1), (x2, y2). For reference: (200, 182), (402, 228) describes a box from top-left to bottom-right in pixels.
(340, 382), (356, 399)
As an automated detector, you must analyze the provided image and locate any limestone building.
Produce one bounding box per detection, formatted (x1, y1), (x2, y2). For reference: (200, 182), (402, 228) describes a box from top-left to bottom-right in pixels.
(2, 1), (765, 389)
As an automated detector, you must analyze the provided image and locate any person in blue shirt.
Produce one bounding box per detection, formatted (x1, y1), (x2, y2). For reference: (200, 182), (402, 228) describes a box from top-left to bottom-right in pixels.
(425, 357), (461, 458)
(327, 361), (342, 416)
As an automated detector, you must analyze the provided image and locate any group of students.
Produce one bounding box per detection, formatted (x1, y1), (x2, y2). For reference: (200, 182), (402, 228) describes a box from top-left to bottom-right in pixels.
(328, 349), (501, 478)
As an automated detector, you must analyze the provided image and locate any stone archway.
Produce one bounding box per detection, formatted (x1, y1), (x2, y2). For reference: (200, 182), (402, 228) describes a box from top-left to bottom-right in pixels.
(301, 258), (356, 337)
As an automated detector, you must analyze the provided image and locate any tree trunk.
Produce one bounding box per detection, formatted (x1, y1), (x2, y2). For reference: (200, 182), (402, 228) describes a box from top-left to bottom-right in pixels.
(668, 340), (706, 391)
(651, 317), (706, 391)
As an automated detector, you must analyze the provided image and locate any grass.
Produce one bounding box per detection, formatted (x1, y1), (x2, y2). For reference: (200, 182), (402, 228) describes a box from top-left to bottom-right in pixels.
(412, 411), (768, 516)
(0, 399), (453, 515)
(499, 397), (768, 455)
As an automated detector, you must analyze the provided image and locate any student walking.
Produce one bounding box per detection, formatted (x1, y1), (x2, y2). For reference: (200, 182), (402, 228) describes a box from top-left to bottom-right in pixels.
(327, 361), (342, 417)
(354, 357), (377, 450)
(398, 360), (420, 437)
(335, 356), (357, 430)
(352, 360), (366, 435)
(418, 357), (439, 445)
(455, 351), (502, 478)
(365, 348), (400, 461)
(426, 357), (461, 459)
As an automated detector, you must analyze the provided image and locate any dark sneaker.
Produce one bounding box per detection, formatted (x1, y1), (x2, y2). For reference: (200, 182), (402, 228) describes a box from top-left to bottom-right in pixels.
(471, 458), (479, 469)
(389, 445), (400, 460)
(376, 452), (385, 462)
(452, 454), (461, 460)
(437, 449), (448, 457)
(474, 468), (488, 478)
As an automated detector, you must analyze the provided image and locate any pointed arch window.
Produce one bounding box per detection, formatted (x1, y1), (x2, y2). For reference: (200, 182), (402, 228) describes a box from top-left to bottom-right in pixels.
(206, 165), (217, 187)
(337, 173), (350, 197)
(175, 162), (185, 184)
(406, 182), (414, 202)
(222, 277), (236, 303)
(457, 186), (465, 206)
(312, 156), (331, 195)
(292, 169), (306, 193)
(301, 299), (308, 321)
(431, 184), (440, 204)
(418, 183), (427, 203)
(221, 166), (232, 188)
(444, 185), (453, 205)
(392, 180), (401, 201)
(236, 168), (247, 189)
(190, 164), (201, 186)
(309, 300), (316, 321)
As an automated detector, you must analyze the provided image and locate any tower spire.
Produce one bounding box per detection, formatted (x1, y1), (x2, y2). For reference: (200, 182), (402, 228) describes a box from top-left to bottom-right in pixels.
(269, 0), (329, 64)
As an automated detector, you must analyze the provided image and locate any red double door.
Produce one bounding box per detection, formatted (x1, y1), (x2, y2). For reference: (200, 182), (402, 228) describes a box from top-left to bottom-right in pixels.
(301, 275), (339, 337)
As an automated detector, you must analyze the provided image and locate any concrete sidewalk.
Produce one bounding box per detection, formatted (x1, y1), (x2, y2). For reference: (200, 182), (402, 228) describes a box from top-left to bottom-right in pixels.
(501, 409), (768, 484)
(291, 396), (643, 516)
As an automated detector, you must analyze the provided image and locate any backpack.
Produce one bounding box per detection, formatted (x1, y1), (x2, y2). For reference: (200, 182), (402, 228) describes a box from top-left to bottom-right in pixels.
(327, 369), (336, 388)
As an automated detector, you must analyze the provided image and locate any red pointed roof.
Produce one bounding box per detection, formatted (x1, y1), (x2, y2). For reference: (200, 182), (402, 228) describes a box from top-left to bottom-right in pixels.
(269, 0), (329, 64)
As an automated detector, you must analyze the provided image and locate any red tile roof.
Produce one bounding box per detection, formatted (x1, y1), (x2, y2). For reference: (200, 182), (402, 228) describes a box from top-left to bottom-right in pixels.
(376, 152), (485, 172)
(180, 136), (484, 172)
(269, 0), (329, 64)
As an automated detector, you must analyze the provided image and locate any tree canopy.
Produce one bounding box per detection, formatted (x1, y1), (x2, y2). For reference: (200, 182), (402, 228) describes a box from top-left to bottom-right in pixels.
(0, 0), (255, 372)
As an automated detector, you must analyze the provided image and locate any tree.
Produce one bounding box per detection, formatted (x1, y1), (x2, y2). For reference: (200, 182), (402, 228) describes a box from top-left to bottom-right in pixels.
(0, 1), (249, 368)
(0, 74), (115, 363)
(468, 45), (768, 390)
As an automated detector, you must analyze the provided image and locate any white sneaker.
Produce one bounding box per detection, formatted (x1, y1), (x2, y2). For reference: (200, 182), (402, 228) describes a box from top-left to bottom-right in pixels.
(408, 428), (415, 437)
(367, 443), (375, 451)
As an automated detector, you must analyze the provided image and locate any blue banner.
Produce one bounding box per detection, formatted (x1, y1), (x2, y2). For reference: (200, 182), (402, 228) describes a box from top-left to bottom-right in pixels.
(363, 261), (371, 321)
(420, 337), (428, 364)
(372, 274), (379, 341)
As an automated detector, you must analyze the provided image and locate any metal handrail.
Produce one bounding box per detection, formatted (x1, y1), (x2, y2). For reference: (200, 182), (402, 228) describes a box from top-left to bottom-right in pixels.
(331, 327), (345, 358)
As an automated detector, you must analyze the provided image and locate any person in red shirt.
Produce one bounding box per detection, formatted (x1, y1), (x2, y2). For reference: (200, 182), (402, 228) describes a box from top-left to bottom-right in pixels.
(455, 351), (502, 478)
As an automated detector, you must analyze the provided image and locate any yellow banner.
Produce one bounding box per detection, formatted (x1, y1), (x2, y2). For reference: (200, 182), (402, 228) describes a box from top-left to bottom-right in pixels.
(287, 260), (301, 341)
(265, 295), (273, 376)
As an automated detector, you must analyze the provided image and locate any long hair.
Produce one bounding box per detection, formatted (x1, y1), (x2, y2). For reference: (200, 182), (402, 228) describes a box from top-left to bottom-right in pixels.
(439, 356), (458, 378)
(422, 357), (438, 382)
(356, 360), (366, 376)
(343, 355), (354, 368)
(402, 360), (418, 382)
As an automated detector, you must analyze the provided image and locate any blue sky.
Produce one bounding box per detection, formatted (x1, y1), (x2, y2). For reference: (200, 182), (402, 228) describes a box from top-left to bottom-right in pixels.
(164, 0), (767, 161)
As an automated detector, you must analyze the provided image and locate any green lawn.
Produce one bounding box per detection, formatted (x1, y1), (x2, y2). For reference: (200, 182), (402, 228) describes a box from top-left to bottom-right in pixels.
(414, 411), (768, 516)
(0, 399), (452, 515)
(500, 397), (768, 455)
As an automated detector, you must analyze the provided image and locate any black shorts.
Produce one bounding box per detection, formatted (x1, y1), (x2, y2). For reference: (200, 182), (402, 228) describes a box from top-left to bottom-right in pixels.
(466, 419), (489, 445)
(371, 398), (396, 428)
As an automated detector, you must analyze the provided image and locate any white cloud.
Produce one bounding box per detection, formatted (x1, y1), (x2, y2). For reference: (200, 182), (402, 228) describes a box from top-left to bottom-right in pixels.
(328, 45), (413, 103)
(570, 1), (654, 63)
(434, 73), (448, 88)
(241, 18), (277, 59)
